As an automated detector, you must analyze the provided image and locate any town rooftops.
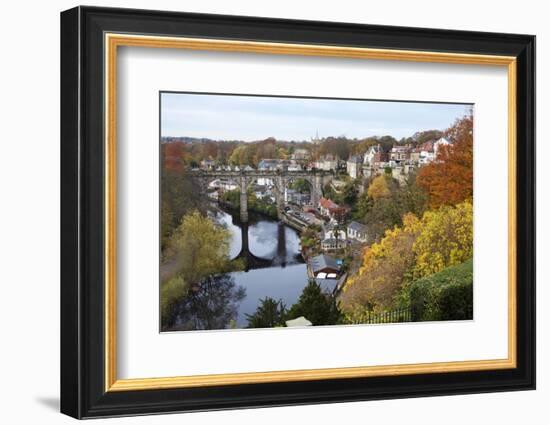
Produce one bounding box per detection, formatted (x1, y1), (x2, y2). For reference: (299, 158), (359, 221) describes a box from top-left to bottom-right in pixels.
(348, 221), (368, 233)
(309, 254), (341, 274)
(319, 197), (339, 210)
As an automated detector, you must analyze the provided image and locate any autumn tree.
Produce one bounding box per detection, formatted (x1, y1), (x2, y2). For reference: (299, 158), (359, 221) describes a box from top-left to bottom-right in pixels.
(416, 114), (473, 208)
(367, 175), (392, 200)
(340, 201), (473, 318)
(170, 211), (233, 285)
(340, 213), (421, 317)
(229, 144), (254, 166)
(161, 171), (210, 253)
(355, 174), (427, 241)
(413, 201), (473, 278)
(163, 142), (186, 173)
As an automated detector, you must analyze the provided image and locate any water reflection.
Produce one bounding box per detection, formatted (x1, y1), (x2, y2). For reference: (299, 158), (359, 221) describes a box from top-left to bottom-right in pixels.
(166, 274), (246, 331)
(164, 209), (309, 331)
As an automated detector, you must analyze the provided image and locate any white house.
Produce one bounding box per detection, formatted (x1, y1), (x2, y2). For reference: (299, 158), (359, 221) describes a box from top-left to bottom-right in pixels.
(321, 226), (347, 251)
(347, 221), (369, 243)
(433, 137), (451, 159)
(363, 144), (381, 165)
(287, 161), (303, 172)
(314, 154), (338, 171)
(346, 155), (362, 179)
(208, 179), (238, 191)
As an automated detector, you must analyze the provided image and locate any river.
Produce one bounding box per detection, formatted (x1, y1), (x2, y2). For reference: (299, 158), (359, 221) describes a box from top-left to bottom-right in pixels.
(164, 209), (309, 331)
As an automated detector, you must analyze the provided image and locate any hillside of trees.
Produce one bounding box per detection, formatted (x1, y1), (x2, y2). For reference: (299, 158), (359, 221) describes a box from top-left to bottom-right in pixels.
(338, 114), (474, 321)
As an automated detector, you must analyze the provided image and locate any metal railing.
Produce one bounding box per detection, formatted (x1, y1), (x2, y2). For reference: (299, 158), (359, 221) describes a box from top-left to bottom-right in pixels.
(348, 307), (412, 324)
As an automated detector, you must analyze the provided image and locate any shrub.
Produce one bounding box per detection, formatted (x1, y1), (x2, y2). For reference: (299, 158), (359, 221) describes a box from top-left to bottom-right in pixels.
(409, 258), (473, 321)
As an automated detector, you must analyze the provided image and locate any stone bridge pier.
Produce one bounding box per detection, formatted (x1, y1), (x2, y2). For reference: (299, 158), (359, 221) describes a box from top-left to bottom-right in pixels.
(239, 176), (248, 223)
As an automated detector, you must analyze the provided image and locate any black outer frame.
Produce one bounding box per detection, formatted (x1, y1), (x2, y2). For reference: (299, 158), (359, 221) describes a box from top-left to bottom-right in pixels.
(60, 5), (536, 419)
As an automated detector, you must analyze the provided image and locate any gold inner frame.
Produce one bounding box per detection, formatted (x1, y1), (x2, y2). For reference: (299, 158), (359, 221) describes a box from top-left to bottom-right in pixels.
(104, 33), (517, 392)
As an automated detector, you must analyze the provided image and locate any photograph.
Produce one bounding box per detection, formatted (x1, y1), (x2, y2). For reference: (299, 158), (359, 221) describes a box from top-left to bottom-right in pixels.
(56, 4), (536, 420)
(159, 93), (474, 332)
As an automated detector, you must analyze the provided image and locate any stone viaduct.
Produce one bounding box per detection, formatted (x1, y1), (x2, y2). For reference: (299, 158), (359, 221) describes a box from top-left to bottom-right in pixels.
(190, 169), (333, 222)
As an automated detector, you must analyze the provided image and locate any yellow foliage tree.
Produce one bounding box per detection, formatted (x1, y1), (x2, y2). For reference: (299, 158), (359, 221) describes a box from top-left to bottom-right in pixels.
(339, 202), (473, 318)
(340, 213), (421, 316)
(170, 211), (233, 284)
(367, 175), (392, 200)
(413, 201), (473, 278)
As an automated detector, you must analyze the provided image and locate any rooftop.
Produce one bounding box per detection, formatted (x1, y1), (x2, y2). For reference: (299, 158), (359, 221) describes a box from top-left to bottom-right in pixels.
(319, 197), (339, 209)
(348, 221), (368, 233)
(309, 254), (341, 273)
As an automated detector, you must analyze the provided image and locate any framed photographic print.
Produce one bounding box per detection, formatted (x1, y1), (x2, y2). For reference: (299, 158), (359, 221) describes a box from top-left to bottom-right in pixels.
(60, 6), (536, 419)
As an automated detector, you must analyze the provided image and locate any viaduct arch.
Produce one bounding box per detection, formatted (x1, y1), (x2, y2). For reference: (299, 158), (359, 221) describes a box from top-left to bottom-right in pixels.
(192, 169), (332, 222)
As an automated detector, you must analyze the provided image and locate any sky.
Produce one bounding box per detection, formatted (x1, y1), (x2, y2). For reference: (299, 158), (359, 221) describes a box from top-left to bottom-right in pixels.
(161, 92), (471, 142)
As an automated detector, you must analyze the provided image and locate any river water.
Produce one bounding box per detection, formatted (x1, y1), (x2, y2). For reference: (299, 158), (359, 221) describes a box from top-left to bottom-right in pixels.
(165, 209), (309, 331)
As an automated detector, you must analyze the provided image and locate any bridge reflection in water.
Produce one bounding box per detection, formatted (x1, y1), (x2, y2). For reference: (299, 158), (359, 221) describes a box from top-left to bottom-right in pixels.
(232, 219), (303, 272)
(164, 211), (307, 331)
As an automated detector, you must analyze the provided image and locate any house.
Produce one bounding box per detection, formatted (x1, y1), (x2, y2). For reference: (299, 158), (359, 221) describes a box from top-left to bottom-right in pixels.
(251, 184), (269, 199)
(414, 141), (435, 164)
(390, 144), (412, 163)
(287, 161), (303, 172)
(318, 197), (347, 222)
(257, 159), (280, 170)
(433, 137), (451, 158)
(285, 189), (310, 206)
(208, 179), (238, 192)
(346, 155), (363, 179)
(363, 146), (390, 170)
(363, 144), (381, 165)
(314, 154), (338, 171)
(324, 226), (346, 241)
(321, 226), (347, 251)
(309, 254), (345, 294)
(347, 221), (369, 243)
(321, 238), (347, 251)
(200, 159), (216, 170)
(309, 254), (341, 276)
(321, 237), (347, 251)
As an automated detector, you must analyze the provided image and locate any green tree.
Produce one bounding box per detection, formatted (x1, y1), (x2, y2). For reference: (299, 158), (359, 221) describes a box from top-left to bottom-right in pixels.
(354, 173), (427, 241)
(246, 297), (287, 328)
(170, 211), (233, 284)
(160, 274), (188, 325)
(160, 170), (210, 253)
(287, 281), (342, 325)
(409, 258), (473, 321)
(289, 178), (311, 193)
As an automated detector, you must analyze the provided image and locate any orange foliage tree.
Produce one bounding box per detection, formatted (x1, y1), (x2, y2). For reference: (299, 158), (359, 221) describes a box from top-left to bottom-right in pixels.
(163, 142), (187, 173)
(416, 114), (473, 208)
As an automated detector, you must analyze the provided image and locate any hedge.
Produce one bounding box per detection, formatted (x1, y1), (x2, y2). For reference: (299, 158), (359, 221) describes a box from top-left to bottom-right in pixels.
(409, 258), (473, 321)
